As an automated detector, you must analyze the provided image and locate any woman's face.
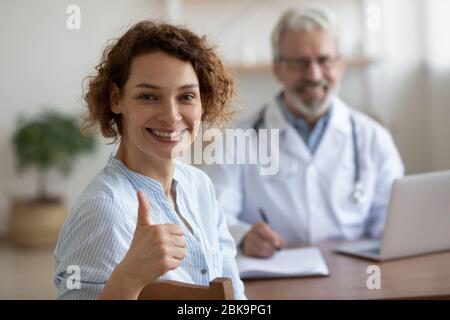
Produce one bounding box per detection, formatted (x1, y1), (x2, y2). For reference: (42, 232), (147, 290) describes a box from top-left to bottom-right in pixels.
(112, 51), (203, 161)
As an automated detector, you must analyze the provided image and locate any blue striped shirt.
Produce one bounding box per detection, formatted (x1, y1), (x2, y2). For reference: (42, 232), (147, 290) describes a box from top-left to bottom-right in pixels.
(54, 152), (246, 299)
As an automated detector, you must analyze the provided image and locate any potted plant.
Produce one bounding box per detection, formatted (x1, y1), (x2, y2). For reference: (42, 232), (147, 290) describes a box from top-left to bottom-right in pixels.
(9, 110), (96, 247)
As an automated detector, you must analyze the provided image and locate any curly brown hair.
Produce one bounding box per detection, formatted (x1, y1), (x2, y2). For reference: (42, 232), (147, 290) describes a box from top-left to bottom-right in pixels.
(82, 20), (235, 142)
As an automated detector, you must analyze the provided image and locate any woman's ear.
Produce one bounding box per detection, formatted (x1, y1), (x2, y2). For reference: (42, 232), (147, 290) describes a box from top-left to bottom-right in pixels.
(110, 83), (122, 114)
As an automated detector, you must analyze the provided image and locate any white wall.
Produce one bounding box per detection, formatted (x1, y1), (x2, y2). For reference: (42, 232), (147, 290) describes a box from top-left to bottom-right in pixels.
(1, 0), (449, 235)
(0, 0), (165, 234)
(424, 0), (450, 171)
(364, 0), (432, 173)
(183, 0), (444, 174)
(182, 0), (363, 66)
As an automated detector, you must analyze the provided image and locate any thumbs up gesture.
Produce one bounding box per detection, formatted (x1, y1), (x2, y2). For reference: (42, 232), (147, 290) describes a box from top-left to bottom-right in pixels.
(118, 191), (187, 289)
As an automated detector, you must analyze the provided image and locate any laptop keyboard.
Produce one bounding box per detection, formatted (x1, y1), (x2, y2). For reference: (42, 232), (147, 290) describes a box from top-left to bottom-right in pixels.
(362, 246), (380, 255)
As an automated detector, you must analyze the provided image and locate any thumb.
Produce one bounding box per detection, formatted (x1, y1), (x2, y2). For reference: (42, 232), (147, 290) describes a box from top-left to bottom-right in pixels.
(136, 191), (152, 226)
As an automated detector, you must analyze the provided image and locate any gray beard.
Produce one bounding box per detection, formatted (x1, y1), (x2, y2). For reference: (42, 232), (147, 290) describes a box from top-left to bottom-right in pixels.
(286, 89), (334, 118)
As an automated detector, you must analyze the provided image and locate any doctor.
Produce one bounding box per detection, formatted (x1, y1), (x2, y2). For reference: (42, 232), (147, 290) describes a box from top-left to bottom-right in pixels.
(205, 7), (404, 258)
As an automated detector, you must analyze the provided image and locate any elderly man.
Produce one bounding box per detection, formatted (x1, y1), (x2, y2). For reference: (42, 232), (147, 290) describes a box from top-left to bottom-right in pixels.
(205, 7), (404, 258)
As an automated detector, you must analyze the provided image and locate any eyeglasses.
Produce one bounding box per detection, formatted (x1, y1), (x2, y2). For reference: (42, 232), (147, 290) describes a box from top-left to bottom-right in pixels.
(277, 55), (338, 71)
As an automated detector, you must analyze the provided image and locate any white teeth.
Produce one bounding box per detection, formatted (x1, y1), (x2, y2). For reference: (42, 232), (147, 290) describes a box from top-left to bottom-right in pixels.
(149, 129), (185, 139)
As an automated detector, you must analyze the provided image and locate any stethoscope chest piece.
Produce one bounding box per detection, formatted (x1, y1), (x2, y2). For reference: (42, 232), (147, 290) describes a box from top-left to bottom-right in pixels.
(351, 181), (365, 203)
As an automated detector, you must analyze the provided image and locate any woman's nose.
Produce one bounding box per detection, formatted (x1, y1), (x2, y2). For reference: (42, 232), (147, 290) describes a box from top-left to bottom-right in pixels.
(158, 99), (182, 125)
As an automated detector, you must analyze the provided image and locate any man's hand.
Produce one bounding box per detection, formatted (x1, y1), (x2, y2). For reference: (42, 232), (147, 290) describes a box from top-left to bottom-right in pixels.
(242, 222), (286, 258)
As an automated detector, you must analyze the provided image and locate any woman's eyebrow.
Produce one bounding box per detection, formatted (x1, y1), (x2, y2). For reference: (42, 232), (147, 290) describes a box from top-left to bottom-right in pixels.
(135, 83), (160, 89)
(134, 83), (199, 90)
(178, 84), (199, 90)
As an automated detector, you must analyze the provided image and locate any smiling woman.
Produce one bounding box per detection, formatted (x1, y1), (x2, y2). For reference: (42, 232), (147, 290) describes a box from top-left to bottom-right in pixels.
(83, 21), (235, 142)
(53, 20), (246, 300)
(111, 51), (203, 164)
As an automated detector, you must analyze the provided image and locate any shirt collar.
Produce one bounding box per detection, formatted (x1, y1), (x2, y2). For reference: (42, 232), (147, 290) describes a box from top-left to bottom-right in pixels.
(276, 91), (333, 133)
(266, 91), (351, 135)
(107, 150), (181, 194)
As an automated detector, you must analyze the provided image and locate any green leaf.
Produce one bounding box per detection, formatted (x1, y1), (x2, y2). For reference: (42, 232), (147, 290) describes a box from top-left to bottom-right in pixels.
(12, 109), (97, 177)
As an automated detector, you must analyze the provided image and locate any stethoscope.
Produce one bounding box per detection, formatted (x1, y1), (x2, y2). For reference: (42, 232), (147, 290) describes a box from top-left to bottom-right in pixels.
(349, 116), (364, 203)
(253, 105), (364, 203)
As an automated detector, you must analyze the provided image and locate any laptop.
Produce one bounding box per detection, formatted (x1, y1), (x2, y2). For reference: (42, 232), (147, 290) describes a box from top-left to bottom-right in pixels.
(334, 170), (450, 261)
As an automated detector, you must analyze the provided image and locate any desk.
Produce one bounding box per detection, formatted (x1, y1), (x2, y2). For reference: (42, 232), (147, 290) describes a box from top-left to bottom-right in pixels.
(244, 241), (450, 299)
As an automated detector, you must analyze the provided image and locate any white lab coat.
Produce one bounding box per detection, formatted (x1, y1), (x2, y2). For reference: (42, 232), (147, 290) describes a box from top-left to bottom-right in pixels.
(203, 95), (404, 245)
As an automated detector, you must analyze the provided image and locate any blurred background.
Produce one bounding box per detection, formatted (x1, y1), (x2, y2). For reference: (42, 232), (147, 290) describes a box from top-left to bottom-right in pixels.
(0, 0), (449, 299)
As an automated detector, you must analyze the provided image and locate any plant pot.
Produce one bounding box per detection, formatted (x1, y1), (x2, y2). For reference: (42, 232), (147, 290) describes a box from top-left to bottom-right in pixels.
(8, 198), (67, 248)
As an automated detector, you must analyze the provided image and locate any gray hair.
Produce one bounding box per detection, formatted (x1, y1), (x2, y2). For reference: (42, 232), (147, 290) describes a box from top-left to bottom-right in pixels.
(271, 6), (338, 61)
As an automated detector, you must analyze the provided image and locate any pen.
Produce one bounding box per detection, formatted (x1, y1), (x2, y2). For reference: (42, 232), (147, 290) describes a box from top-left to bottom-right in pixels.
(259, 208), (281, 251)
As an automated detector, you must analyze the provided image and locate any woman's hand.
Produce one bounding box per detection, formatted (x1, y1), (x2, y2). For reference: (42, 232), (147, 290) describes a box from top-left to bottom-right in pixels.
(98, 191), (186, 299)
(121, 191), (186, 285)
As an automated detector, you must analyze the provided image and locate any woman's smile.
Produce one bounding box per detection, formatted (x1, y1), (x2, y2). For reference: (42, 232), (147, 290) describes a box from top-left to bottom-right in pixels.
(145, 127), (188, 144)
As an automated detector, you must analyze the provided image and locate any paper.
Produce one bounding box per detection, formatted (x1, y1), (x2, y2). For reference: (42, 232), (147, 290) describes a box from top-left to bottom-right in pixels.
(237, 247), (330, 279)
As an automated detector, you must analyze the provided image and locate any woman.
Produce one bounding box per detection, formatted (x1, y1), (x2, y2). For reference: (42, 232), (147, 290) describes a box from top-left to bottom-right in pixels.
(54, 20), (245, 300)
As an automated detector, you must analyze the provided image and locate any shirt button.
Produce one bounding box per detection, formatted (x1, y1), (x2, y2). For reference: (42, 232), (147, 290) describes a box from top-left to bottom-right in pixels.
(200, 269), (207, 275)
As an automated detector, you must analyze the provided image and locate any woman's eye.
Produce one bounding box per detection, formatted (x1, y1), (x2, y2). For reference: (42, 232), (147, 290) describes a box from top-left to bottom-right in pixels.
(139, 94), (157, 102)
(180, 94), (196, 102)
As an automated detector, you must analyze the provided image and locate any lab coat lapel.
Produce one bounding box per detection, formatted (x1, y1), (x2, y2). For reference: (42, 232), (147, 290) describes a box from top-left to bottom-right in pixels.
(312, 97), (352, 165)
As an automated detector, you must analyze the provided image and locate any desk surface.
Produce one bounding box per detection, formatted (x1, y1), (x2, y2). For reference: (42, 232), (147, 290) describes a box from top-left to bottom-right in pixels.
(243, 241), (450, 299)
